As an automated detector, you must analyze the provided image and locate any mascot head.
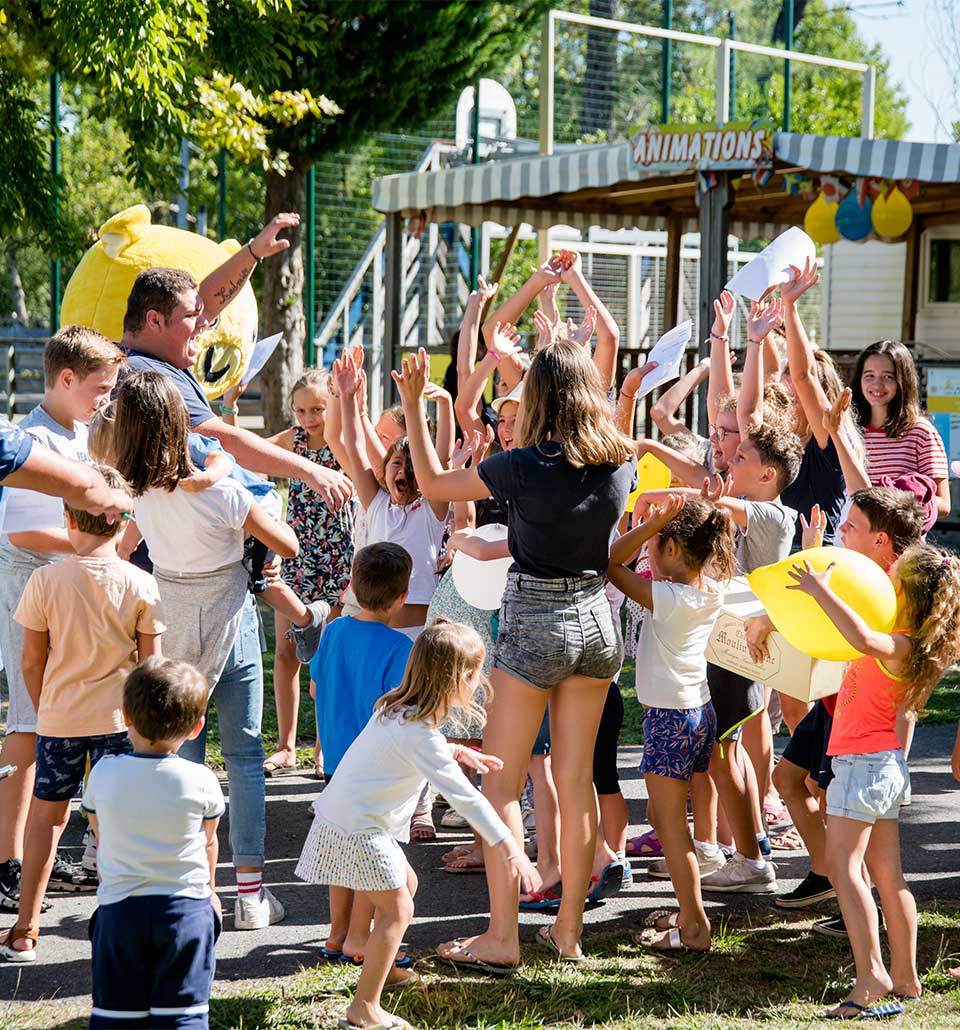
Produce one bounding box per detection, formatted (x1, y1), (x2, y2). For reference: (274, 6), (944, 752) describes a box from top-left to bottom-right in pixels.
(61, 204), (258, 399)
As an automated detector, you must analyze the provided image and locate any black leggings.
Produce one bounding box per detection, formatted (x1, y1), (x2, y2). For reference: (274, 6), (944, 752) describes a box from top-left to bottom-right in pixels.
(593, 682), (624, 795)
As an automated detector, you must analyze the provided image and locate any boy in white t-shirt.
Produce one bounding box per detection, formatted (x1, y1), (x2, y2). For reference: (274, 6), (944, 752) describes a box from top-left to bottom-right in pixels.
(83, 657), (224, 1030)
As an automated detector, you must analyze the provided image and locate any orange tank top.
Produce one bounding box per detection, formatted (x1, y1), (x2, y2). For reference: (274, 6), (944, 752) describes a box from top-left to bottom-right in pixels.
(827, 654), (907, 757)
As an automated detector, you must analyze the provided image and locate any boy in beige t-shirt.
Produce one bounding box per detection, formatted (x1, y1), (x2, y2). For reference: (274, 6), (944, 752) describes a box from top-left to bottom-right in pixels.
(0, 466), (165, 962)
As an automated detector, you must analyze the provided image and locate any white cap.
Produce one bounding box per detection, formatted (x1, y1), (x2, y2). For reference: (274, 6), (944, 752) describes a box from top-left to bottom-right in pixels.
(491, 380), (523, 414)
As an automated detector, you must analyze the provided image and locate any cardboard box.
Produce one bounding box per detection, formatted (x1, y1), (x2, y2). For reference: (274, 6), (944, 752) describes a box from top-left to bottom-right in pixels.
(705, 577), (847, 703)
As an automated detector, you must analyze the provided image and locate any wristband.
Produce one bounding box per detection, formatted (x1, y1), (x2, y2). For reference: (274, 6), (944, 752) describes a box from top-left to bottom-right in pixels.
(489, 351), (502, 363)
(246, 240), (262, 262)
(746, 336), (763, 345)
(620, 389), (636, 400)
(219, 403), (240, 416)
(710, 332), (728, 343)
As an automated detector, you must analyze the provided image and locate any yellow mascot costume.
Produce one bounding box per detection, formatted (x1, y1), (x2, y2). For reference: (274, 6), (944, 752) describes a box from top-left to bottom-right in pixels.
(61, 204), (258, 399)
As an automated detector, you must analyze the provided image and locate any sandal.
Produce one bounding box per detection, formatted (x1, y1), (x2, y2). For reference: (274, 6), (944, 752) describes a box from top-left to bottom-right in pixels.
(409, 811), (436, 842)
(642, 908), (678, 929)
(587, 861), (625, 903)
(263, 751), (298, 777)
(825, 999), (873, 1021)
(442, 854), (485, 874)
(536, 925), (585, 963)
(340, 951), (414, 970)
(519, 884), (562, 911)
(436, 939), (517, 978)
(642, 927), (709, 953)
(769, 827), (805, 851)
(625, 830), (662, 858)
(0, 925), (38, 963)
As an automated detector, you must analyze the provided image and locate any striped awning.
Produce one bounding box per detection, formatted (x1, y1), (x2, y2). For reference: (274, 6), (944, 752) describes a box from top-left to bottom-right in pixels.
(373, 133), (960, 231)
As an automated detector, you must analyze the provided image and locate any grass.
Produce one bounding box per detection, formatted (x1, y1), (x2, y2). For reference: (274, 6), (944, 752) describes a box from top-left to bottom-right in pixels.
(5, 906), (959, 1029)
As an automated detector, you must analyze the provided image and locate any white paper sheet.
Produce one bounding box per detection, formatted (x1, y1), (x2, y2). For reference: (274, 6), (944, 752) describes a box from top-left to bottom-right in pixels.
(240, 332), (284, 386)
(0, 486), (66, 534)
(724, 227), (816, 301)
(635, 320), (693, 400)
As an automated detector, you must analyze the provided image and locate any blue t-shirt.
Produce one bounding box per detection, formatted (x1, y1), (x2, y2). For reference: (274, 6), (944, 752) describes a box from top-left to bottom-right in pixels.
(189, 433), (274, 501)
(124, 350), (214, 429)
(309, 616), (412, 777)
(0, 417), (34, 510)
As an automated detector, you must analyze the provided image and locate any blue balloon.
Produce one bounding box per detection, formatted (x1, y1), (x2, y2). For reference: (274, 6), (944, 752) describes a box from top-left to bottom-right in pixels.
(835, 192), (874, 242)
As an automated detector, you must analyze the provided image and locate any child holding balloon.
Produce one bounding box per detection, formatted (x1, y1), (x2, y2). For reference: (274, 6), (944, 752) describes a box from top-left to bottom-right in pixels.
(788, 544), (960, 1018)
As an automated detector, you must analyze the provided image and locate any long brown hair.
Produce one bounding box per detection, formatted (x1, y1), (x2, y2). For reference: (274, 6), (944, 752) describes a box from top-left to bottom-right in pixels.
(516, 339), (634, 468)
(377, 620), (488, 730)
(894, 544), (960, 715)
(112, 370), (196, 496)
(852, 339), (921, 439)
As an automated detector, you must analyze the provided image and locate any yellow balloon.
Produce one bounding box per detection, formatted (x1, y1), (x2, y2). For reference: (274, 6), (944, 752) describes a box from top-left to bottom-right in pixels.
(625, 452), (672, 513)
(747, 546), (897, 661)
(803, 192), (841, 246)
(871, 187), (913, 239)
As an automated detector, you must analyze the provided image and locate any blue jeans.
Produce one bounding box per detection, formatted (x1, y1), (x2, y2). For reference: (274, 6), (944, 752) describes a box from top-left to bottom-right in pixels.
(180, 597), (265, 868)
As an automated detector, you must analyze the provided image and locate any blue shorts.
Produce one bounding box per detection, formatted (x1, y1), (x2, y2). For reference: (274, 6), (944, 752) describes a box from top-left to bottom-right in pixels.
(34, 732), (131, 803)
(639, 703), (717, 781)
(826, 750), (909, 824)
(90, 894), (221, 1029)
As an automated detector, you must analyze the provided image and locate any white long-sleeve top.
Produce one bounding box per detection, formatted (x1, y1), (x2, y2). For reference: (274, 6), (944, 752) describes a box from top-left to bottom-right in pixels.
(315, 709), (510, 847)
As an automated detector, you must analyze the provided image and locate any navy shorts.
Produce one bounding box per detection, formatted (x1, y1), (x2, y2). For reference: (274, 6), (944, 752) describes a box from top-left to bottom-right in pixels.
(706, 663), (765, 741)
(782, 700), (835, 789)
(640, 702), (717, 781)
(90, 894), (221, 1029)
(593, 682), (624, 795)
(531, 709), (551, 757)
(34, 732), (131, 802)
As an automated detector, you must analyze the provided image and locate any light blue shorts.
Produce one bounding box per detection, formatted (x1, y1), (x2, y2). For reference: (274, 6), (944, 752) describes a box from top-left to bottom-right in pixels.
(826, 749), (909, 824)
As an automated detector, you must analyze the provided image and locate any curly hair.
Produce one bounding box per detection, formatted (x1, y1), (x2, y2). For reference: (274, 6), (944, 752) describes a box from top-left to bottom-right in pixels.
(895, 544), (960, 716)
(658, 498), (735, 581)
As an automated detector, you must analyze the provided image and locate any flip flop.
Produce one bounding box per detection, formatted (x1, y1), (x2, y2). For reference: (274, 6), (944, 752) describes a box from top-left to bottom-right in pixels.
(442, 855), (485, 874)
(519, 884), (562, 911)
(625, 830), (662, 858)
(262, 752), (298, 777)
(436, 939), (517, 978)
(340, 951), (414, 970)
(383, 971), (421, 992)
(338, 1018), (413, 1030)
(861, 1002), (905, 1020)
(769, 827), (805, 851)
(409, 812), (436, 841)
(536, 925), (585, 963)
(825, 1000), (872, 1021)
(586, 861), (625, 903)
(319, 943), (344, 961)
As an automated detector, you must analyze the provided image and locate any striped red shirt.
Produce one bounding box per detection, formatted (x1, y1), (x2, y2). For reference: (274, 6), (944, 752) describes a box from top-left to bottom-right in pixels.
(864, 417), (948, 484)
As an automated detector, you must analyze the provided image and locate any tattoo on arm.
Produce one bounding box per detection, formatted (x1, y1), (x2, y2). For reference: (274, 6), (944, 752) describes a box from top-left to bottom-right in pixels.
(214, 266), (253, 307)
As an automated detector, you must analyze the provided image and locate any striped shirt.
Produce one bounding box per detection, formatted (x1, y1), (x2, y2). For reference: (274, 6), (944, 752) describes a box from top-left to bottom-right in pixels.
(864, 417), (948, 484)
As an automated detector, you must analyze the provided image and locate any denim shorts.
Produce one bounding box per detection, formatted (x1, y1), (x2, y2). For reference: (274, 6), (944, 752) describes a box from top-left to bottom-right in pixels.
(495, 572), (622, 691)
(826, 749), (909, 824)
(35, 732), (131, 802)
(639, 702), (717, 781)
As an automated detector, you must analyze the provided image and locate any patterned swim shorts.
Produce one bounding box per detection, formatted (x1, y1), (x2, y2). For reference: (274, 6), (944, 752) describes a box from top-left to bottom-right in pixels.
(639, 702), (717, 781)
(34, 732), (131, 802)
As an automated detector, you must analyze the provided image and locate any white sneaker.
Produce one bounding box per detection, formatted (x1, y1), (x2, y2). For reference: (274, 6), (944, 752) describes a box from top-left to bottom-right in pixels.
(440, 808), (468, 829)
(648, 845), (727, 880)
(82, 828), (98, 874)
(700, 854), (776, 894)
(234, 886), (285, 930)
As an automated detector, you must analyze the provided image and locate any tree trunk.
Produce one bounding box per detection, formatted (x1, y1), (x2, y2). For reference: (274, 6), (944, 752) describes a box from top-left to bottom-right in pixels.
(259, 166), (306, 434)
(5, 247), (30, 325)
(580, 0), (619, 139)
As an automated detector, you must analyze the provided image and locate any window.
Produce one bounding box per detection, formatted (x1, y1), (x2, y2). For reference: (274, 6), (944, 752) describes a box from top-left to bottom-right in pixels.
(929, 239), (960, 303)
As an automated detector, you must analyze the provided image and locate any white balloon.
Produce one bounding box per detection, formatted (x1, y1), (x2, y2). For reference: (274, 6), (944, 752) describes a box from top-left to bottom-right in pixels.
(451, 523), (512, 611)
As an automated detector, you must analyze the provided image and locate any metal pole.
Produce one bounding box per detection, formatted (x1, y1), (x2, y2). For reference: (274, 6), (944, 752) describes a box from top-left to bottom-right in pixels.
(861, 66), (876, 139)
(49, 71), (60, 332)
(661, 0), (672, 123)
(469, 81), (481, 290)
(716, 39), (731, 126)
(176, 138), (190, 229)
(728, 11), (736, 121)
(217, 150), (227, 239)
(783, 0), (794, 132)
(538, 11), (555, 266)
(305, 162), (316, 365)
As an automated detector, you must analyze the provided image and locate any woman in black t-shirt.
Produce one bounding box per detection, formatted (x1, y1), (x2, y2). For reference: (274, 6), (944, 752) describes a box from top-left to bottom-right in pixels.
(395, 339), (635, 967)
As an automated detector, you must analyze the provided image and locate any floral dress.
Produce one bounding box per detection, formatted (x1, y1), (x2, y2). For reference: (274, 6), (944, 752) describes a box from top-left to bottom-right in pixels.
(282, 427), (356, 605)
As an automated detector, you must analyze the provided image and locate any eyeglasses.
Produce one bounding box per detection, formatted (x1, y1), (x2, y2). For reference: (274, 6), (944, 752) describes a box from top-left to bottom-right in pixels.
(709, 425), (740, 442)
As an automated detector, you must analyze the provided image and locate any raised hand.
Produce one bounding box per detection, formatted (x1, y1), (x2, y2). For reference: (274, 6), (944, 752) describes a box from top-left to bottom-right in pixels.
(622, 360), (658, 398)
(711, 290), (736, 339)
(476, 274), (499, 306)
(423, 381), (452, 404)
(534, 253), (565, 284)
(391, 347), (429, 405)
(823, 387), (853, 435)
(533, 308), (558, 351)
(786, 558), (835, 595)
(781, 256), (820, 305)
(701, 473), (732, 503)
(332, 353), (361, 398)
(249, 212), (300, 260)
(651, 492), (686, 524)
(746, 297), (785, 342)
(489, 321), (521, 360)
(356, 368), (368, 416)
(799, 503), (827, 550)
(452, 425), (494, 469)
(559, 248), (582, 283)
(566, 306), (597, 346)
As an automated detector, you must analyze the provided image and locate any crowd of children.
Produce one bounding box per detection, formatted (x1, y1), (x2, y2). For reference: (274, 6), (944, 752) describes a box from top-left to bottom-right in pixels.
(0, 222), (959, 1029)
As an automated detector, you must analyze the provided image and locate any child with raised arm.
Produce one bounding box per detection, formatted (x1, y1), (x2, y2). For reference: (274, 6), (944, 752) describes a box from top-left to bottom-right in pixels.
(0, 466), (165, 962)
(296, 621), (539, 1030)
(83, 658), (224, 1030)
(608, 495), (735, 952)
(789, 545), (960, 1018)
